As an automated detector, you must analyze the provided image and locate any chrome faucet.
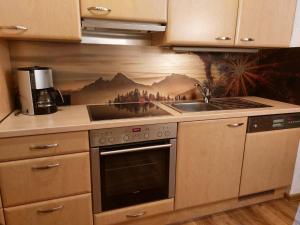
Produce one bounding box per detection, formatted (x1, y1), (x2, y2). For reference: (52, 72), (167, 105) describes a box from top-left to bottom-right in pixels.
(195, 83), (211, 104)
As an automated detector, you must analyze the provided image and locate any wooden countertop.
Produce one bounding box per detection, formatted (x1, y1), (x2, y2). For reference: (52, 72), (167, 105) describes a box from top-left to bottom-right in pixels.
(0, 97), (300, 138)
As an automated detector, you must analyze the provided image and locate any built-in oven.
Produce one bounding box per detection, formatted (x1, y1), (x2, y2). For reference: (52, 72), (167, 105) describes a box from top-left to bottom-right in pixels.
(90, 123), (177, 213)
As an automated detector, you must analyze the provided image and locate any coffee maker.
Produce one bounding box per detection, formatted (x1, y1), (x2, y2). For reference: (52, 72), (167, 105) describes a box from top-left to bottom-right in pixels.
(17, 67), (63, 115)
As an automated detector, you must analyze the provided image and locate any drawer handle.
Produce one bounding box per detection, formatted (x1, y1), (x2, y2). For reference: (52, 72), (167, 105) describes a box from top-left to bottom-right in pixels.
(227, 123), (244, 128)
(126, 211), (146, 218)
(88, 6), (111, 12)
(215, 36), (231, 41)
(0, 25), (28, 30)
(32, 163), (60, 170)
(37, 205), (64, 214)
(29, 143), (59, 150)
(240, 37), (255, 42)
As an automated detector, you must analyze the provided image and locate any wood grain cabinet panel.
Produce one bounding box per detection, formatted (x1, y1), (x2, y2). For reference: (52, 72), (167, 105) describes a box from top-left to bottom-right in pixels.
(0, 152), (91, 207)
(94, 199), (174, 225)
(235, 0), (297, 47)
(240, 128), (300, 196)
(4, 194), (93, 225)
(81, 0), (167, 23)
(0, 131), (89, 162)
(0, 210), (4, 225)
(175, 118), (247, 210)
(0, 0), (81, 40)
(160, 0), (239, 46)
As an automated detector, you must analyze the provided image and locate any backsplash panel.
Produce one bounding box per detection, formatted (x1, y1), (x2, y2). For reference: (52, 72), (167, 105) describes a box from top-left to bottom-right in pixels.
(9, 41), (300, 105)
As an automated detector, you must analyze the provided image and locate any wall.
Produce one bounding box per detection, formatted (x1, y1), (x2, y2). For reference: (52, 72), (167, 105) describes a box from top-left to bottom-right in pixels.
(0, 40), (14, 122)
(9, 41), (261, 105)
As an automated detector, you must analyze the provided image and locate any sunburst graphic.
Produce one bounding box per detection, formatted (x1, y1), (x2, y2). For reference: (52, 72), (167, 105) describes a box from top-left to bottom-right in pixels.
(217, 54), (271, 96)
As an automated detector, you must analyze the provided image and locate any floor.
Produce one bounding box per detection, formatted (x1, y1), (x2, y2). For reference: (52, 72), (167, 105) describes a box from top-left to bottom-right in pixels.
(181, 199), (300, 225)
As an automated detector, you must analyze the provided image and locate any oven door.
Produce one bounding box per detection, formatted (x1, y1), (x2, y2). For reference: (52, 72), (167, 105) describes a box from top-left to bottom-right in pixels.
(91, 139), (176, 213)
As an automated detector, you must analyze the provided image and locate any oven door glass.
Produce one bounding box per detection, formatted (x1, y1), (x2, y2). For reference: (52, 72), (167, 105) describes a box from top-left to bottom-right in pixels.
(100, 140), (170, 211)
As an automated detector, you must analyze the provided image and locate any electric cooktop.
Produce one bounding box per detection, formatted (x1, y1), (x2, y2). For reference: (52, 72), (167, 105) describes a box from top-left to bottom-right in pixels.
(87, 102), (171, 121)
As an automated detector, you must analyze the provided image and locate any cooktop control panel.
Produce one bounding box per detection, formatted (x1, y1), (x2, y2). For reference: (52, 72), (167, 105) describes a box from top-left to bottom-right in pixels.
(89, 123), (177, 147)
(248, 113), (300, 133)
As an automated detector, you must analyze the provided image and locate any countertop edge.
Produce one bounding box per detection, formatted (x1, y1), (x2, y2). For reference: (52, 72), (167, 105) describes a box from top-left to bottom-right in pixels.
(1, 97), (300, 139)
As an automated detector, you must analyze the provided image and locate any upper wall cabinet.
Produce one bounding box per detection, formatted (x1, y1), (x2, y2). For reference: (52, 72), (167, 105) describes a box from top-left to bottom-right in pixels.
(235, 0), (297, 47)
(162, 0), (239, 46)
(156, 0), (297, 48)
(81, 0), (168, 23)
(0, 0), (81, 41)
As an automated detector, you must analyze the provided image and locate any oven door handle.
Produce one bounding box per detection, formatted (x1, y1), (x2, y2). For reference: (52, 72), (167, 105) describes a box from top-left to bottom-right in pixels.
(100, 143), (172, 156)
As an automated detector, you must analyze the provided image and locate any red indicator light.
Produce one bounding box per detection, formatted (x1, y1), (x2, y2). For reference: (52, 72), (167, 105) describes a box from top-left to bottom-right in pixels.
(132, 128), (141, 132)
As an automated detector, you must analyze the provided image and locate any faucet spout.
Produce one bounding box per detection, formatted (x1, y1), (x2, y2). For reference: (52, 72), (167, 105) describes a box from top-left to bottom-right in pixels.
(195, 83), (211, 104)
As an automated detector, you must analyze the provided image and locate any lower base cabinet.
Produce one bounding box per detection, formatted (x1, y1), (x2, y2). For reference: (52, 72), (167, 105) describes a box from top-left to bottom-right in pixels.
(176, 118), (247, 210)
(94, 199), (174, 225)
(4, 194), (93, 225)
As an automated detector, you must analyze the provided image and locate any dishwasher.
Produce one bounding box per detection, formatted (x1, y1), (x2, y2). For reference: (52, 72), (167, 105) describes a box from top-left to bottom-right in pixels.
(240, 113), (300, 196)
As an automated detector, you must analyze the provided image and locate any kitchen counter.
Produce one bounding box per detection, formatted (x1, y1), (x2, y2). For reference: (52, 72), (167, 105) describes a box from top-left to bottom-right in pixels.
(0, 97), (300, 138)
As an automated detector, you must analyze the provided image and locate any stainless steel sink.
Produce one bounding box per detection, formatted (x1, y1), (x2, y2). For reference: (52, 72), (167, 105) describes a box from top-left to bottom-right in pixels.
(165, 98), (272, 113)
(167, 102), (221, 113)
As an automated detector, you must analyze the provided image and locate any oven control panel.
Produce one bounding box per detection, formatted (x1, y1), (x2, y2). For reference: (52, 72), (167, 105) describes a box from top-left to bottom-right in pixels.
(89, 123), (177, 147)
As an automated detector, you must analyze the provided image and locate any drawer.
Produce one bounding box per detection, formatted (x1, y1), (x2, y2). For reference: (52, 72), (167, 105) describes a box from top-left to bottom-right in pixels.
(0, 153), (91, 207)
(94, 199), (174, 225)
(0, 131), (89, 162)
(0, 210), (4, 225)
(4, 194), (93, 225)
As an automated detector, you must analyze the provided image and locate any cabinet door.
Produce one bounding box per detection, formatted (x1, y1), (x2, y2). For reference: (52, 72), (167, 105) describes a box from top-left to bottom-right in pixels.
(0, 0), (81, 40)
(176, 118), (247, 210)
(81, 0), (167, 23)
(164, 0), (239, 46)
(235, 0), (297, 47)
(240, 129), (300, 196)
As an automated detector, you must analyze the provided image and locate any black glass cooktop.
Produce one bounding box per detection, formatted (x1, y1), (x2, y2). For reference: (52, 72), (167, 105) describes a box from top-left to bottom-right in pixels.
(87, 102), (171, 121)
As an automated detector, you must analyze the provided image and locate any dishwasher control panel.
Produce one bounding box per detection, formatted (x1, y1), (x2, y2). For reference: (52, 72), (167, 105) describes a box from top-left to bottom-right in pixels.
(248, 113), (300, 133)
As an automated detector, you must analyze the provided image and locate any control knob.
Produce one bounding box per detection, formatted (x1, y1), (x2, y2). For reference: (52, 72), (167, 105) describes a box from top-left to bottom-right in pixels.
(123, 135), (130, 141)
(99, 138), (106, 144)
(164, 131), (170, 137)
(157, 131), (163, 137)
(108, 137), (114, 143)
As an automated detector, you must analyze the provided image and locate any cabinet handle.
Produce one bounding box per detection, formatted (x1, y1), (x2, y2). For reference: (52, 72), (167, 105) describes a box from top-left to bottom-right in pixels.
(126, 211), (146, 218)
(32, 163), (60, 170)
(227, 123), (244, 128)
(240, 37), (255, 42)
(0, 25), (28, 30)
(29, 143), (59, 150)
(37, 205), (64, 214)
(215, 36), (231, 41)
(88, 6), (111, 12)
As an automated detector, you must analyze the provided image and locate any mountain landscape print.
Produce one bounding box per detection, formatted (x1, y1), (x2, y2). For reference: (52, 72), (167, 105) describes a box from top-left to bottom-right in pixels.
(9, 41), (300, 106)
(68, 73), (201, 104)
